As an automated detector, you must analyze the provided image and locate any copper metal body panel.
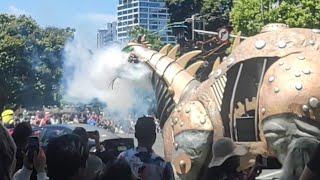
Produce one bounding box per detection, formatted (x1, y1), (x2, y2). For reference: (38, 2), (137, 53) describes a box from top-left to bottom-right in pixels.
(149, 53), (166, 67)
(259, 52), (320, 123)
(155, 56), (175, 76)
(163, 63), (184, 85)
(171, 71), (195, 102)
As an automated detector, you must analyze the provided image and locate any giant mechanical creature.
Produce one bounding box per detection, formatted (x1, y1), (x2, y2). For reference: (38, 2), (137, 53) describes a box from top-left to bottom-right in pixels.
(122, 24), (320, 179)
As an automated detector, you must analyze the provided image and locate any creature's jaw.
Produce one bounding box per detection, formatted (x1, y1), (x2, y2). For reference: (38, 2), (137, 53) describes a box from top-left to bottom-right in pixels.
(262, 115), (320, 164)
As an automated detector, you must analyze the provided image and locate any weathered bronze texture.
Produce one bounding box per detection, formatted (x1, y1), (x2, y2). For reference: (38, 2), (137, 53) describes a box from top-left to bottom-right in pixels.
(124, 24), (320, 179)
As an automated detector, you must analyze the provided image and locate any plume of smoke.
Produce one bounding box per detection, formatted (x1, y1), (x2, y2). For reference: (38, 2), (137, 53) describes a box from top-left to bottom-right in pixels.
(62, 38), (155, 125)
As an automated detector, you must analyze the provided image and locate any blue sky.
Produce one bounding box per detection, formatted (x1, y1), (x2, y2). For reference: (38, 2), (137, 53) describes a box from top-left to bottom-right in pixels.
(0, 0), (118, 48)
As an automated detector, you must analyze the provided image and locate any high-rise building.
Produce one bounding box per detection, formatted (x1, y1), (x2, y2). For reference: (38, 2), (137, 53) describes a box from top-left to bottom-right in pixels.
(97, 22), (117, 48)
(117, 0), (176, 44)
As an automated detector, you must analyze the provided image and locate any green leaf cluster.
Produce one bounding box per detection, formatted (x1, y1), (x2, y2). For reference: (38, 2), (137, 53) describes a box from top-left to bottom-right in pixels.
(128, 26), (164, 51)
(231, 0), (320, 36)
(0, 14), (74, 109)
(165, 0), (232, 31)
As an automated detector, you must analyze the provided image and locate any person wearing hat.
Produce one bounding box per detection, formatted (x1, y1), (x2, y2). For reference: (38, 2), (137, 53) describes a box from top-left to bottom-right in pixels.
(1, 108), (15, 128)
(206, 137), (252, 180)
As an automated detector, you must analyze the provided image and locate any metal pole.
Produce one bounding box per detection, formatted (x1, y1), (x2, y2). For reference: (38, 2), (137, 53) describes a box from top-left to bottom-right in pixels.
(193, 29), (248, 39)
(261, 0), (265, 25)
(192, 15), (195, 40)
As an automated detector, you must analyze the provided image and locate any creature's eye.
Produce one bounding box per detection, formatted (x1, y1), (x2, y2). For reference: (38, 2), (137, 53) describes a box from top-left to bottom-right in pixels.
(122, 46), (134, 53)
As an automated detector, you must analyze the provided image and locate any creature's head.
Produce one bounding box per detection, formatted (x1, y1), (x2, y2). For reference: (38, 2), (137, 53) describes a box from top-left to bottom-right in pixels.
(122, 35), (153, 63)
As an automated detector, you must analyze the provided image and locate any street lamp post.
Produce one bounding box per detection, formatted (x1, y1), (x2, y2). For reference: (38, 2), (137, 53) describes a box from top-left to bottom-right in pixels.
(261, 0), (265, 25)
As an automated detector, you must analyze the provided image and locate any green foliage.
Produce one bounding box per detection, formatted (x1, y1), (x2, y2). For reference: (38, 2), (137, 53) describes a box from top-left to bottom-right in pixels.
(165, 0), (232, 31)
(231, 0), (320, 36)
(128, 26), (163, 51)
(201, 0), (232, 30)
(0, 14), (74, 109)
(165, 0), (202, 22)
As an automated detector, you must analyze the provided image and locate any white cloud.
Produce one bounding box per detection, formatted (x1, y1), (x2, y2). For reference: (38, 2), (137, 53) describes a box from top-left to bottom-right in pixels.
(7, 6), (30, 16)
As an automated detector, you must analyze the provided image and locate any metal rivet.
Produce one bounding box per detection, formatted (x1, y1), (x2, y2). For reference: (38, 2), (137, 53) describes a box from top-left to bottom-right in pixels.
(278, 40), (287, 48)
(191, 101), (195, 104)
(223, 57), (227, 61)
(312, 29), (320, 34)
(227, 58), (235, 68)
(185, 107), (191, 113)
(172, 117), (178, 125)
(180, 121), (184, 127)
(261, 108), (266, 115)
(179, 160), (186, 167)
(268, 76), (275, 83)
(295, 83), (303, 90)
(295, 72), (301, 77)
(279, 62), (284, 66)
(309, 97), (320, 108)
(174, 142), (179, 150)
(171, 122), (174, 127)
(303, 69), (311, 75)
(298, 56), (305, 60)
(177, 107), (182, 112)
(309, 40), (315, 45)
(274, 87), (280, 93)
(285, 66), (291, 71)
(302, 105), (309, 112)
(200, 118), (206, 124)
(214, 69), (222, 79)
(255, 40), (266, 49)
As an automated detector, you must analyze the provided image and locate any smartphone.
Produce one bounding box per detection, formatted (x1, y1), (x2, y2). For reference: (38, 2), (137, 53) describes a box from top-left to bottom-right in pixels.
(28, 136), (40, 162)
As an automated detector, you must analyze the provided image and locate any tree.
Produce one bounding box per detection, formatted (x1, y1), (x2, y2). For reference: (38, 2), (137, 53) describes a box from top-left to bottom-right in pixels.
(201, 0), (233, 30)
(165, 0), (233, 32)
(230, 0), (320, 36)
(166, 0), (202, 23)
(0, 14), (74, 109)
(128, 26), (164, 51)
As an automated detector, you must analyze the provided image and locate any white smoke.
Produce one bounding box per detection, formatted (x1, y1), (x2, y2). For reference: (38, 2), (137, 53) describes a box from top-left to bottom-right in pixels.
(62, 38), (155, 123)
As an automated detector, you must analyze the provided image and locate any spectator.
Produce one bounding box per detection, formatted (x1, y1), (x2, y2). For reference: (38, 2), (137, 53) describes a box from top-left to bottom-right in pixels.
(99, 159), (136, 180)
(0, 122), (16, 180)
(118, 116), (175, 180)
(11, 122), (33, 173)
(206, 137), (254, 180)
(1, 107), (15, 128)
(14, 134), (88, 180)
(72, 127), (104, 179)
(46, 134), (88, 180)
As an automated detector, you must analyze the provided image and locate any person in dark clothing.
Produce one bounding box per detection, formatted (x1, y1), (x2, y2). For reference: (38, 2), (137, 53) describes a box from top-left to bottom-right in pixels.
(0, 122), (16, 180)
(12, 122), (33, 173)
(206, 137), (254, 180)
(46, 134), (88, 180)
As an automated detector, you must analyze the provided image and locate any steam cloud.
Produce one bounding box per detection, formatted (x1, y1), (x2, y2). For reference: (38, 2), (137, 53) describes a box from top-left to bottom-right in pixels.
(62, 38), (156, 125)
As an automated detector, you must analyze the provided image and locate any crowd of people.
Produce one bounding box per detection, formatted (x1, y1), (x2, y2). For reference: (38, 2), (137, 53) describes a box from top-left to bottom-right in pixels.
(0, 115), (173, 180)
(2, 106), (161, 134)
(2, 106), (320, 180)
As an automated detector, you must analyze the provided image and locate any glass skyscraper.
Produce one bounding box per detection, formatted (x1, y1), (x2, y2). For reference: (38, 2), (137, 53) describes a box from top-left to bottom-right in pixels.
(117, 0), (176, 44)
